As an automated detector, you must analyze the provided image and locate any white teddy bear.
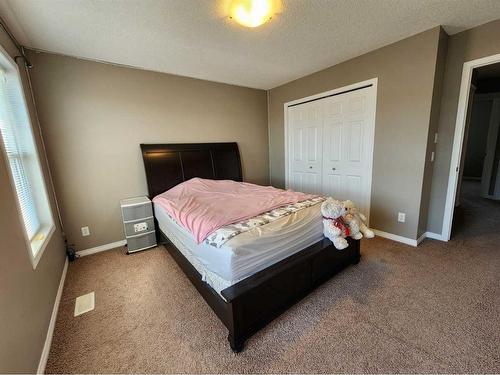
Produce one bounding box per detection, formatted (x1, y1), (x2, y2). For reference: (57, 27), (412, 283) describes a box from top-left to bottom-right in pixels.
(321, 198), (350, 250)
(341, 201), (363, 240)
(343, 200), (375, 238)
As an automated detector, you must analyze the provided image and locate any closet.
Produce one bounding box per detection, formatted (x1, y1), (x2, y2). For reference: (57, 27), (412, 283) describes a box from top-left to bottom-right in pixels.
(286, 82), (377, 220)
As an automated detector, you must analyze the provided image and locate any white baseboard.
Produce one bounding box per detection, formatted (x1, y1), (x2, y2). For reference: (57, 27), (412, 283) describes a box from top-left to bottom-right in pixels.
(373, 229), (446, 247)
(37, 257), (68, 374)
(416, 232), (427, 245)
(373, 229), (418, 246)
(76, 240), (126, 257)
(424, 231), (445, 241)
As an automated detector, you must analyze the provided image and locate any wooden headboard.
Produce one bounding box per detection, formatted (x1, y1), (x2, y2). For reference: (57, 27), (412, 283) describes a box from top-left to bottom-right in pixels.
(140, 142), (243, 198)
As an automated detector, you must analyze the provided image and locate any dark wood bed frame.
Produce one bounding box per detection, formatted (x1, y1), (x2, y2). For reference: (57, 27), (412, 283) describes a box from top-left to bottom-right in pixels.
(140, 142), (361, 352)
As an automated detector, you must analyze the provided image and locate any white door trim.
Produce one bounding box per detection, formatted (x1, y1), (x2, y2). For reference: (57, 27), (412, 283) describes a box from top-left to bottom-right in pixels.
(284, 78), (378, 216)
(442, 52), (500, 241)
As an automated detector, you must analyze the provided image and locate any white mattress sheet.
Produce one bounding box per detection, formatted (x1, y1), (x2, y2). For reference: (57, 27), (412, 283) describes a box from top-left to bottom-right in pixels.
(154, 201), (324, 293)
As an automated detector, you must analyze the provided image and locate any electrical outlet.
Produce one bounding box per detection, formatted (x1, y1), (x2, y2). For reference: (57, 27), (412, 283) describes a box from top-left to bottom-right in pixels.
(81, 226), (90, 236)
(398, 212), (406, 223)
(431, 151), (435, 162)
(434, 133), (438, 144)
(133, 222), (148, 233)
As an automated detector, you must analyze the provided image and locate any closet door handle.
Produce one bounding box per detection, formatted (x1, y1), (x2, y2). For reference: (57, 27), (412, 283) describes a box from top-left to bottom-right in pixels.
(309, 166), (313, 169)
(332, 167), (336, 171)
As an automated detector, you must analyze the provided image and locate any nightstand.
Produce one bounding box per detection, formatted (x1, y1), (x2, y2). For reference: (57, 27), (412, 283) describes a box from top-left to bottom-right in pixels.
(120, 196), (157, 254)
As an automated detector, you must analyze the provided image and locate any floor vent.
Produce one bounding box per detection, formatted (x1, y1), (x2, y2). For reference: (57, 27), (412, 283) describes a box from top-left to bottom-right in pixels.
(74, 292), (95, 317)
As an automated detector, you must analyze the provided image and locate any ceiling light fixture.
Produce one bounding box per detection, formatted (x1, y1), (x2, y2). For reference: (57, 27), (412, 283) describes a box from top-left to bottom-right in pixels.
(229, 0), (280, 28)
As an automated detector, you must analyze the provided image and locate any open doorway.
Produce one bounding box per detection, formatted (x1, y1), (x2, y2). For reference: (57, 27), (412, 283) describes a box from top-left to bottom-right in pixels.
(452, 62), (500, 238)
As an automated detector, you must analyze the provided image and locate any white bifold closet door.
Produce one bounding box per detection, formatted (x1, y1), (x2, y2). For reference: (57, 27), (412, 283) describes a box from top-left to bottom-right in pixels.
(288, 85), (376, 219)
(288, 100), (323, 195)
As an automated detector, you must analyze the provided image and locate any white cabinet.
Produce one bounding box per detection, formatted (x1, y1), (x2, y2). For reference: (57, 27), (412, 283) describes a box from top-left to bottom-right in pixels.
(286, 83), (376, 220)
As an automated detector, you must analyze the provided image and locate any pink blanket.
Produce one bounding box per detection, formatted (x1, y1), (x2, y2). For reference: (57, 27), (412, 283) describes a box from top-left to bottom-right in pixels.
(153, 178), (317, 243)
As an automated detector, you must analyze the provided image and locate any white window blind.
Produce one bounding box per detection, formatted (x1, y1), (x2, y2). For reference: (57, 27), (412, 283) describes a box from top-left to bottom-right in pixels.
(0, 69), (41, 240)
(0, 59), (54, 269)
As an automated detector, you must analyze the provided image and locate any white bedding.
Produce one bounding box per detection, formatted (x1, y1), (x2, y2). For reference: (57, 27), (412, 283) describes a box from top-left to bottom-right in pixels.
(154, 201), (324, 295)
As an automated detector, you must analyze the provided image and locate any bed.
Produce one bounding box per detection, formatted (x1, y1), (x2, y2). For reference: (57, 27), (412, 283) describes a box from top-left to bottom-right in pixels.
(140, 142), (361, 352)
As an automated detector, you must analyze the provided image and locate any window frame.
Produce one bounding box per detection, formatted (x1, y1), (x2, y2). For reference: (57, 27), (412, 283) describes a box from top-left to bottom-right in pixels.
(0, 44), (55, 269)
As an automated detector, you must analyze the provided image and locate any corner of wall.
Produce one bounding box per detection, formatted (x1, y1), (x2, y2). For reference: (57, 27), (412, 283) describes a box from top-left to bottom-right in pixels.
(416, 27), (450, 237)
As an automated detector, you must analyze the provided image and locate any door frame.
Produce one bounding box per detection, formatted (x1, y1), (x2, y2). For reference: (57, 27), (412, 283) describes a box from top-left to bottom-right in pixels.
(283, 78), (378, 219)
(442, 52), (500, 241)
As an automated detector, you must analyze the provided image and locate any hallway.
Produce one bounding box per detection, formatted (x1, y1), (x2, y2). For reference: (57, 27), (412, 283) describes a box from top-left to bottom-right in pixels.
(452, 180), (500, 238)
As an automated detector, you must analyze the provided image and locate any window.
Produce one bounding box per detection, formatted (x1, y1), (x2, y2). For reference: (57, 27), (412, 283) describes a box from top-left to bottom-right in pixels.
(0, 47), (54, 269)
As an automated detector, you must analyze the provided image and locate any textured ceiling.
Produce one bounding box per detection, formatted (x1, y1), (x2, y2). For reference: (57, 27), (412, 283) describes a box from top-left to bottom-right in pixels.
(2, 0), (500, 89)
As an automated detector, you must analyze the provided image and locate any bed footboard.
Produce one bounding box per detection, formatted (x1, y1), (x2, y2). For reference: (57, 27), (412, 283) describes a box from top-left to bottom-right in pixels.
(221, 237), (360, 351)
(158, 228), (360, 352)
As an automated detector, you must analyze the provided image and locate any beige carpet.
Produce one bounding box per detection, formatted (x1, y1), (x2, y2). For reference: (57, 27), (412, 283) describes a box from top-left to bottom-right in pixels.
(46, 181), (499, 373)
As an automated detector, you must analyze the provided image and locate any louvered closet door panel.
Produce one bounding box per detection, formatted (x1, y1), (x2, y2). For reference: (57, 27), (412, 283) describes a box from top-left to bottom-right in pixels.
(288, 101), (323, 194)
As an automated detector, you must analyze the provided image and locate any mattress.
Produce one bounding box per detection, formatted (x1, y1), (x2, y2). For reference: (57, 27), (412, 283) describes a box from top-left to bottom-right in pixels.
(154, 201), (324, 295)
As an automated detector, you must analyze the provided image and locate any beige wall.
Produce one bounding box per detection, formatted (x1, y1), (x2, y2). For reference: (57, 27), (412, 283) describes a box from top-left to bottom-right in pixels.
(268, 28), (443, 239)
(427, 19), (500, 234)
(0, 38), (66, 372)
(27, 51), (269, 250)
